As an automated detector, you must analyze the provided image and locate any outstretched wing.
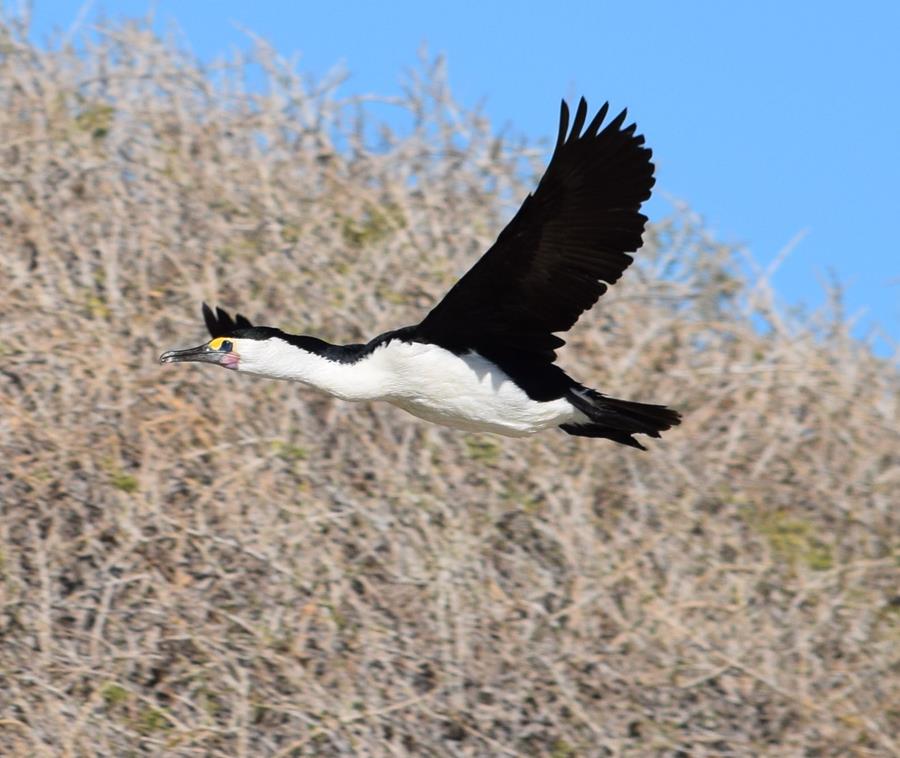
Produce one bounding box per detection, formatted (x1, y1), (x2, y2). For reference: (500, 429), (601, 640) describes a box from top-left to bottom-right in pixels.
(416, 98), (654, 359)
(202, 303), (253, 338)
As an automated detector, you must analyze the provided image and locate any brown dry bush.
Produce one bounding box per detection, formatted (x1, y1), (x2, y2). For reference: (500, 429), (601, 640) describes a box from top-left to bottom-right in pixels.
(0, 19), (898, 758)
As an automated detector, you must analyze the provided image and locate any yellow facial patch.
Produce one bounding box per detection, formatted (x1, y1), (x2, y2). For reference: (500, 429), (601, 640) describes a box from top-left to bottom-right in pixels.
(208, 337), (231, 351)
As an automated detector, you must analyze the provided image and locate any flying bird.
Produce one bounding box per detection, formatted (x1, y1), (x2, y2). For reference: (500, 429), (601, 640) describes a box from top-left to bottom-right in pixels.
(160, 98), (680, 449)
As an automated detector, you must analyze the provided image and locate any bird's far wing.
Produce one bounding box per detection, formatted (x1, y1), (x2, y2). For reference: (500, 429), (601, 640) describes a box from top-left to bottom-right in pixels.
(202, 303), (253, 337)
(416, 98), (654, 359)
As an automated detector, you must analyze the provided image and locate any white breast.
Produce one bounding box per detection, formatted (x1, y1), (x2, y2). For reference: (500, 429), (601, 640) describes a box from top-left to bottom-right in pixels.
(237, 336), (584, 435)
(368, 341), (582, 436)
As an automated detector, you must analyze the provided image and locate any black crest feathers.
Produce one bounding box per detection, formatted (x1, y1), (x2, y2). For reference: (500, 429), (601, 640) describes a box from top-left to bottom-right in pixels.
(202, 303), (253, 338)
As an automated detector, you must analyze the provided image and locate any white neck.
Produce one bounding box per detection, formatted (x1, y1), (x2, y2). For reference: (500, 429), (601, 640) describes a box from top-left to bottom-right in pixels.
(237, 337), (386, 401)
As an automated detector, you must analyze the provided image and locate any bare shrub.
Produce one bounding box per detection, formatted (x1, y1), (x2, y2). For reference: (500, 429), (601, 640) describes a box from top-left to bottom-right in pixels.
(0, 19), (897, 757)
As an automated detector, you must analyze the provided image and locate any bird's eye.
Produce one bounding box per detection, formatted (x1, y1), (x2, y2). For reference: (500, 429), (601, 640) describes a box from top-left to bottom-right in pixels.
(208, 337), (233, 352)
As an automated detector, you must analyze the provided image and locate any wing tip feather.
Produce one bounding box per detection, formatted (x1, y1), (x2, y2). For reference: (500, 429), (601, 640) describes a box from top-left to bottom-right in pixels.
(570, 97), (588, 140)
(555, 99), (570, 153)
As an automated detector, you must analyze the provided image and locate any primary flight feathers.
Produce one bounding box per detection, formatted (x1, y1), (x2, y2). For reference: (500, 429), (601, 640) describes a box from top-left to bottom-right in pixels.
(418, 98), (654, 358)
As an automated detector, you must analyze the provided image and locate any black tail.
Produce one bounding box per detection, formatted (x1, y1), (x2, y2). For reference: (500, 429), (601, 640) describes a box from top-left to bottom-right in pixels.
(560, 387), (681, 450)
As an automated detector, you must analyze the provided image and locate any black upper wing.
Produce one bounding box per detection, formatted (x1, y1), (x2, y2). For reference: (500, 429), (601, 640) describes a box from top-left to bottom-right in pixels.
(416, 98), (654, 360)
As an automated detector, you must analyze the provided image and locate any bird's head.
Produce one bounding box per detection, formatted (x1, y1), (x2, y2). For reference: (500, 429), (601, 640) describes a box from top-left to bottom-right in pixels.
(159, 303), (281, 373)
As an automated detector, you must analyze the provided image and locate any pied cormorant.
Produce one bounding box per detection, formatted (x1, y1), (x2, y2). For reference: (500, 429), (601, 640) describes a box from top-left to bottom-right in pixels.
(160, 98), (680, 449)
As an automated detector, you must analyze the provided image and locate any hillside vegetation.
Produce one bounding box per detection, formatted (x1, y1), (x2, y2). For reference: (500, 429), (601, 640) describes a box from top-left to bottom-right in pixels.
(0, 20), (898, 757)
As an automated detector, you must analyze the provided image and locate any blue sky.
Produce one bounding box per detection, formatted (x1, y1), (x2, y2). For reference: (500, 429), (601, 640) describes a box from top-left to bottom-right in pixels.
(27, 1), (900, 354)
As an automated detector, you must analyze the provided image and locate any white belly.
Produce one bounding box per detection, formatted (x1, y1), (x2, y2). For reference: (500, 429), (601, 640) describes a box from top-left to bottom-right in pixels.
(374, 342), (582, 436)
